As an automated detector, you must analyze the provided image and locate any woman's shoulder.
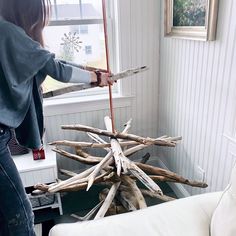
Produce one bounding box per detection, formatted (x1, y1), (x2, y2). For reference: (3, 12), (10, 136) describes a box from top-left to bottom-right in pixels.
(0, 18), (25, 39)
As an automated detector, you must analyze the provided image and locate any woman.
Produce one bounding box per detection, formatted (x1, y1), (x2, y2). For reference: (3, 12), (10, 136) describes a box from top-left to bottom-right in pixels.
(0, 0), (112, 235)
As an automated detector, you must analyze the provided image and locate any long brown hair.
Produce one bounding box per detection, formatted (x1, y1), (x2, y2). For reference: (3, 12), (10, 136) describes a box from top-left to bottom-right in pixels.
(0, 0), (51, 47)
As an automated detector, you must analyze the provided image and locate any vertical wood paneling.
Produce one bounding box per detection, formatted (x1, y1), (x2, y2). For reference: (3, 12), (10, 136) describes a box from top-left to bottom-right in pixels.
(159, 0), (236, 195)
(118, 0), (160, 138)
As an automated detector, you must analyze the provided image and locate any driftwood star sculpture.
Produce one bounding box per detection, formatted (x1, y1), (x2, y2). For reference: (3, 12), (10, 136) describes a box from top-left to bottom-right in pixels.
(35, 116), (208, 220)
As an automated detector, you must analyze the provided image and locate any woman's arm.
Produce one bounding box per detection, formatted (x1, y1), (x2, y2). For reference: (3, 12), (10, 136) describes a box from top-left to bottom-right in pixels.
(40, 58), (112, 86)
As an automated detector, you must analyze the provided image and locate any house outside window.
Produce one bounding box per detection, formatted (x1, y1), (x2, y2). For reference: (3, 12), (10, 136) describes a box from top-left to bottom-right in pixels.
(85, 45), (92, 55)
(42, 0), (113, 97)
(79, 25), (89, 34)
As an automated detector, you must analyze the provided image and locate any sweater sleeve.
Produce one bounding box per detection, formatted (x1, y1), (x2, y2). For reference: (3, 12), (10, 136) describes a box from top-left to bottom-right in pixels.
(40, 58), (92, 84)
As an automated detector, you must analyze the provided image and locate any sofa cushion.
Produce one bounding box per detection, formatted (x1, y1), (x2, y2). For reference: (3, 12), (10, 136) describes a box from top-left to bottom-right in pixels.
(50, 192), (221, 236)
(211, 164), (236, 236)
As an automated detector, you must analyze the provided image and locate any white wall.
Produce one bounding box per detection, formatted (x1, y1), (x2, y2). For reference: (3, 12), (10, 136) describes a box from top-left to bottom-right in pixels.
(158, 0), (236, 196)
(44, 0), (161, 170)
(117, 0), (160, 139)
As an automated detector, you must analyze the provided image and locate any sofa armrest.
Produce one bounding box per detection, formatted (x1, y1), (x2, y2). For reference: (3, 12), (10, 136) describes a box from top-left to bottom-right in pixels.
(50, 192), (222, 236)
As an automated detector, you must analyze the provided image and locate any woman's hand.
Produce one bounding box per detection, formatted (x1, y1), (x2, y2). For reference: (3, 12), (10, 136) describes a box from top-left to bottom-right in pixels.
(90, 71), (113, 87)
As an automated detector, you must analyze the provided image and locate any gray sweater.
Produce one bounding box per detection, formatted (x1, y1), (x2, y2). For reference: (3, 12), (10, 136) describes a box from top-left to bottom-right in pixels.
(0, 18), (91, 148)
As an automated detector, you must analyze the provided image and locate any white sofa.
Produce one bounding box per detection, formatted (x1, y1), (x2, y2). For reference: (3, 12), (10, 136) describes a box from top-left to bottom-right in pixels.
(49, 165), (236, 236)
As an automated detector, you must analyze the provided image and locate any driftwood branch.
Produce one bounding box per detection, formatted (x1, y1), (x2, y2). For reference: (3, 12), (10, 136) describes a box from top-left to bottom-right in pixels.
(60, 169), (77, 177)
(87, 151), (113, 191)
(35, 116), (208, 220)
(55, 147), (207, 189)
(43, 66), (148, 98)
(104, 116), (163, 194)
(140, 189), (175, 202)
(61, 124), (181, 147)
(71, 200), (104, 221)
(136, 163), (208, 188)
(122, 176), (147, 209)
(53, 147), (102, 164)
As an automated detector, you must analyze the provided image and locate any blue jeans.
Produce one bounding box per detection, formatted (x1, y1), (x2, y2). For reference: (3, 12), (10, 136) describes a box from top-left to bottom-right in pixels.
(0, 127), (36, 236)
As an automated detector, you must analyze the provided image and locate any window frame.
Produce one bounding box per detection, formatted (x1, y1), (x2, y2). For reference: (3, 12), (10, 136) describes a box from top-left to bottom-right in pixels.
(43, 0), (119, 101)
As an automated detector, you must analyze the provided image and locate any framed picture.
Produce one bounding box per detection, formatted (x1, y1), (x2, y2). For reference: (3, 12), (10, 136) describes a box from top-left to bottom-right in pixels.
(164, 0), (219, 41)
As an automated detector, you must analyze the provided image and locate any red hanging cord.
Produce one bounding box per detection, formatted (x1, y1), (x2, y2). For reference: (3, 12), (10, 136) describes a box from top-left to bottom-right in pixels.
(102, 0), (115, 133)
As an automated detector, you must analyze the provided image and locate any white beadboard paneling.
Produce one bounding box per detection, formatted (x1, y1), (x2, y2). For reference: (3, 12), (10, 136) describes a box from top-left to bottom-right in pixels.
(44, 0), (161, 170)
(118, 0), (160, 138)
(159, 0), (236, 195)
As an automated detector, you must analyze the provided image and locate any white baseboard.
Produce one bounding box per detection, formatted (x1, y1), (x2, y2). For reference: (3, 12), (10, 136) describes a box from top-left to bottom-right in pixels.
(148, 157), (191, 198)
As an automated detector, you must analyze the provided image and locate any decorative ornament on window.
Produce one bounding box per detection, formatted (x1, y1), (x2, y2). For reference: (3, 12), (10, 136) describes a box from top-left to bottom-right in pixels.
(60, 32), (83, 61)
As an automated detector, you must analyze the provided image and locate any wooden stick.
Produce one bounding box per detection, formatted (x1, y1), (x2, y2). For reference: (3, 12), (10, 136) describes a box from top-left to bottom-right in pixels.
(87, 151), (113, 191)
(60, 169), (77, 177)
(53, 147), (102, 164)
(121, 119), (132, 135)
(119, 119), (133, 151)
(87, 132), (110, 152)
(48, 165), (96, 192)
(104, 116), (124, 176)
(57, 148), (207, 189)
(136, 163), (208, 188)
(111, 66), (149, 81)
(63, 171), (109, 190)
(124, 144), (149, 157)
(43, 66), (148, 98)
(50, 140), (112, 148)
(50, 140), (138, 149)
(87, 132), (108, 145)
(61, 124), (181, 147)
(121, 176), (147, 209)
(128, 161), (163, 194)
(140, 189), (175, 202)
(104, 116), (163, 194)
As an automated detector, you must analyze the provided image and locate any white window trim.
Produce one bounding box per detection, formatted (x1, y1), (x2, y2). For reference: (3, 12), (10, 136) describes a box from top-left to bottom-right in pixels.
(43, 93), (134, 117)
(49, 19), (103, 26)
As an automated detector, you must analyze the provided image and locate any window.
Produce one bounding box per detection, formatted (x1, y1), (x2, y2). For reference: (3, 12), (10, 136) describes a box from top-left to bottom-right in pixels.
(42, 0), (114, 97)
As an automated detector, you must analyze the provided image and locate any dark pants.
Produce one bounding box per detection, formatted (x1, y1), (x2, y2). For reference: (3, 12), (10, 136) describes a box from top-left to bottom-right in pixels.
(0, 127), (35, 236)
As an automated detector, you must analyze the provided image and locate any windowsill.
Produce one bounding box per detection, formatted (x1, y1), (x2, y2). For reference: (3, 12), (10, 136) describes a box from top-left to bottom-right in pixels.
(43, 93), (134, 116)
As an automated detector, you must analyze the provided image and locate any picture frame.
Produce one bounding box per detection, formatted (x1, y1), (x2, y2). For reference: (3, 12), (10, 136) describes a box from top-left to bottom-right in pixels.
(164, 0), (219, 41)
